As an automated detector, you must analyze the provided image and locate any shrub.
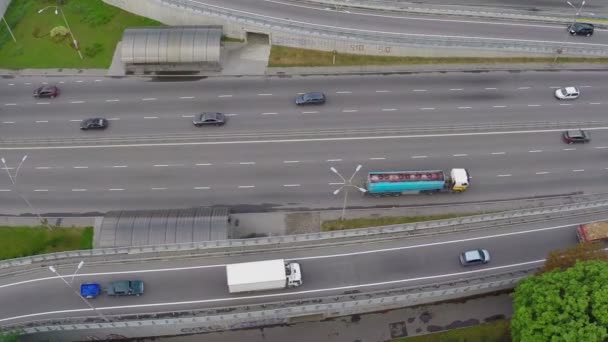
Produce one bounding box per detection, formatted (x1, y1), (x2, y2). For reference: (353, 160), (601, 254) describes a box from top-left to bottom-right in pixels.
(50, 25), (70, 43)
(84, 43), (104, 58)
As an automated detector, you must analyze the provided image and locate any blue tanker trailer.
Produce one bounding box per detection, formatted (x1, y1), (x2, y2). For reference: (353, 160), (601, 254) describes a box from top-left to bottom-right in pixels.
(364, 168), (471, 197)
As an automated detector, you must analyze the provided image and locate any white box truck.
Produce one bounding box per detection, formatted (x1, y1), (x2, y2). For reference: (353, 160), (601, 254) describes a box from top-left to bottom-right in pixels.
(226, 259), (302, 293)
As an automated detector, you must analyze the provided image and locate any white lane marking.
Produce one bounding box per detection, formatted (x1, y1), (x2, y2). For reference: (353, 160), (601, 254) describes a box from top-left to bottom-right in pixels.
(7, 83), (13, 86)
(7, 127), (608, 151)
(450, 88), (463, 91)
(327, 159), (342, 162)
(70, 119), (81, 122)
(143, 116), (158, 119)
(420, 107), (435, 110)
(107, 118), (120, 121)
(196, 163), (213, 166)
(34, 189), (49, 192)
(218, 94), (233, 98)
(381, 108), (397, 111)
(75, 80), (83, 83)
(73, 166), (88, 169)
(458, 106), (472, 109)
(71, 189), (87, 192)
(559, 103), (572, 106)
(2, 121), (15, 124)
(35, 167), (51, 170)
(261, 112), (278, 115)
(549, 86), (560, 89)
(111, 165), (128, 168)
(154, 164), (185, 167)
(590, 102), (601, 105)
(283, 184), (301, 187)
(536, 171), (550, 175)
(0, 167), (13, 170)
(0, 189), (10, 192)
(301, 111), (319, 114)
(527, 104), (541, 107)
(181, 115), (194, 118)
(595, 146), (608, 149)
(452, 154), (468, 157)
(179, 96), (195, 99)
(342, 109), (358, 112)
(225, 113), (239, 117)
(94, 79), (102, 82)
(105, 99), (120, 102)
(109, 188), (125, 191)
(283, 160), (300, 163)
(485, 87), (497, 90)
(41, 82), (48, 84)
(4, 103), (17, 106)
(491, 152), (506, 155)
(518, 87), (531, 90)
(257, 93), (273, 96)
(412, 155), (427, 158)
(35, 120), (48, 123)
(238, 185), (255, 189)
(24, 82), (31, 85)
(141, 98), (157, 101)
(194, 186), (211, 190)
(492, 105), (506, 108)
(529, 150), (543, 153)
(562, 148), (576, 151)
(70, 101), (84, 104)
(328, 182), (345, 185)
(369, 157), (386, 160)
(580, 85), (592, 88)
(572, 169), (585, 172)
(239, 162), (256, 165)
(375, 90), (390, 93)
(497, 174), (512, 177)
(36, 102), (49, 105)
(58, 81), (65, 84)
(336, 91), (352, 94)
(413, 89), (427, 92)
(151, 187), (167, 190)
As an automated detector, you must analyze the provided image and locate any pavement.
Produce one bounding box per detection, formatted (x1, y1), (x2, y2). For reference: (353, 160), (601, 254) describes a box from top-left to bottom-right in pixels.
(154, 292), (513, 342)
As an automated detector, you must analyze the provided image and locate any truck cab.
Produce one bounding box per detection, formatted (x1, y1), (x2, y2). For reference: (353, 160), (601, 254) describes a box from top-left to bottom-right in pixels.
(107, 280), (144, 296)
(285, 262), (303, 287)
(449, 168), (471, 192)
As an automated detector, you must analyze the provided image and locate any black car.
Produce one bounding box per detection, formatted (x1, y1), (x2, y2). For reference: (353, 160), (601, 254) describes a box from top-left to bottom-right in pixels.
(562, 129), (590, 144)
(568, 22), (594, 36)
(193, 112), (226, 127)
(295, 92), (326, 105)
(80, 118), (108, 130)
(33, 85), (60, 98)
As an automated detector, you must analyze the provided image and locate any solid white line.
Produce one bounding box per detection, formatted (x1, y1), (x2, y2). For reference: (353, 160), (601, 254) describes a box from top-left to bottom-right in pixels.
(181, 115), (194, 118)
(109, 189), (125, 191)
(381, 108), (397, 111)
(4, 103), (16, 106)
(412, 155), (427, 158)
(342, 109), (358, 112)
(71, 189), (87, 192)
(179, 96), (195, 99)
(262, 112), (278, 115)
(238, 185), (255, 189)
(452, 154), (468, 157)
(105, 99), (120, 102)
(196, 163), (213, 166)
(369, 157), (386, 160)
(420, 108), (435, 110)
(143, 116), (158, 119)
(34, 189), (49, 192)
(218, 95), (233, 98)
(73, 166), (88, 169)
(283, 160), (300, 163)
(336, 91), (352, 94)
(327, 159), (342, 162)
(151, 187), (167, 190)
(283, 184), (301, 187)
(302, 111), (319, 114)
(239, 162), (256, 165)
(497, 174), (512, 177)
(457, 106), (472, 109)
(491, 152), (506, 155)
(536, 171), (550, 175)
(70, 101), (84, 104)
(194, 186), (211, 190)
(375, 90), (390, 93)
(142, 98), (156, 101)
(492, 105), (506, 108)
(35, 120), (48, 123)
(2, 121), (15, 124)
(572, 169), (585, 172)
(257, 93), (273, 96)
(529, 150), (543, 153)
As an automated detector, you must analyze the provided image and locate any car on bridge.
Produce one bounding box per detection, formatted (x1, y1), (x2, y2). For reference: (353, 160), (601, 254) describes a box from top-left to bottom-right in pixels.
(568, 22), (594, 37)
(80, 118), (108, 130)
(107, 280), (145, 296)
(193, 112), (226, 127)
(295, 92), (326, 105)
(459, 249), (490, 266)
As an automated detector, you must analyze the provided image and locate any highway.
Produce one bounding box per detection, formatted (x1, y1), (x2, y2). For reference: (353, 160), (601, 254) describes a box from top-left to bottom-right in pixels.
(1, 71), (607, 213)
(0, 213), (597, 325)
(178, 0), (608, 47)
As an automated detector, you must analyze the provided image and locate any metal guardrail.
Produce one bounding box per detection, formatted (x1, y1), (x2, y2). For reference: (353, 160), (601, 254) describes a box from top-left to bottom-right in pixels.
(1, 199), (607, 271)
(161, 0), (608, 56)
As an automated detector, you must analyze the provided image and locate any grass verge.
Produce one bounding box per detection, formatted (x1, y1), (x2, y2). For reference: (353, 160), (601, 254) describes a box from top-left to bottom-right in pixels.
(394, 320), (511, 342)
(322, 213), (476, 231)
(222, 35), (245, 43)
(269, 45), (608, 67)
(0, 0), (162, 69)
(0, 226), (93, 260)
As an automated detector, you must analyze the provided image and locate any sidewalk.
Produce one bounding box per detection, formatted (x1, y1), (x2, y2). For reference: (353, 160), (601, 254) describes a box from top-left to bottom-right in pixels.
(154, 292), (513, 342)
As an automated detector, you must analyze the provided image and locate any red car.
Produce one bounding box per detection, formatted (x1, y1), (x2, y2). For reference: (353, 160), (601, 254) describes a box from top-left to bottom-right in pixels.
(33, 85), (59, 98)
(562, 129), (590, 144)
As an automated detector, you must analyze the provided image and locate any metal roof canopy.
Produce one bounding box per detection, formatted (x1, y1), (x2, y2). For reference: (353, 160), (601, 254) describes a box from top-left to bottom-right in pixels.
(121, 26), (222, 65)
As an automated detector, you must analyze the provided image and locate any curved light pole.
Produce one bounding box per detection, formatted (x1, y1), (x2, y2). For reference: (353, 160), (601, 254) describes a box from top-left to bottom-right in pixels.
(1, 15), (16, 43)
(1, 155), (51, 229)
(48, 264), (110, 322)
(330, 165), (367, 221)
(555, 0), (586, 63)
(38, 5), (83, 59)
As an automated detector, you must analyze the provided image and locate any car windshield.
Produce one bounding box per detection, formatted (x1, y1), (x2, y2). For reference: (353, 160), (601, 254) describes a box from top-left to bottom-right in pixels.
(464, 250), (481, 261)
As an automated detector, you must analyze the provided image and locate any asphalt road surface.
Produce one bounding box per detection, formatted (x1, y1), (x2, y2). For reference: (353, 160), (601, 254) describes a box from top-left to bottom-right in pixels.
(0, 72), (607, 213)
(0, 214), (596, 325)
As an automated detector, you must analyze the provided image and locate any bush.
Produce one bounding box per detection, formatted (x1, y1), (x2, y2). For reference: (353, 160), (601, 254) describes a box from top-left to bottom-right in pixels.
(84, 43), (103, 58)
(50, 25), (70, 43)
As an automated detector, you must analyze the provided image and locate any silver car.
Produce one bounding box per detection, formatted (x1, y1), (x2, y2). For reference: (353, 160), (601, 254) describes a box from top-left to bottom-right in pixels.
(459, 249), (490, 266)
(554, 87), (580, 100)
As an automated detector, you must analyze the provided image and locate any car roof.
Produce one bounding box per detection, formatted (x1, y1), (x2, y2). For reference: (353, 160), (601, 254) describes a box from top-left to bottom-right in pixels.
(464, 250), (482, 261)
(304, 92), (324, 97)
(202, 112), (220, 117)
(567, 129), (585, 137)
(564, 86), (579, 93)
(575, 22), (594, 28)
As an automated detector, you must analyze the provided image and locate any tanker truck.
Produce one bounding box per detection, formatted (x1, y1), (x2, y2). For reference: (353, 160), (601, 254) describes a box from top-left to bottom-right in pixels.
(364, 168), (471, 197)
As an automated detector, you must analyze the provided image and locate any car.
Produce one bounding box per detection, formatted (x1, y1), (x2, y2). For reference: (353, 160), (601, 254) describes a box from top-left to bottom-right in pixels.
(33, 85), (59, 98)
(562, 129), (590, 144)
(554, 86), (580, 100)
(459, 249), (490, 266)
(295, 92), (326, 105)
(107, 280), (144, 297)
(80, 118), (108, 130)
(568, 22), (594, 37)
(193, 112), (226, 127)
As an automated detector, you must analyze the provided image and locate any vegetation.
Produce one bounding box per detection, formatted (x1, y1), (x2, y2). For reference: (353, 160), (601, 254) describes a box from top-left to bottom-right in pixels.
(322, 213), (475, 231)
(395, 320), (510, 342)
(221, 35), (244, 43)
(0, 0), (162, 69)
(512, 260), (608, 341)
(0, 226), (93, 260)
(269, 45), (608, 67)
(539, 242), (608, 274)
(0, 331), (20, 342)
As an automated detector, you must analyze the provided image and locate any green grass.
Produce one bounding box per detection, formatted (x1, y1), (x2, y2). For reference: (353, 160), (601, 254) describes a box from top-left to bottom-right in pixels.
(0, 0), (162, 69)
(0, 226), (93, 260)
(395, 320), (511, 342)
(269, 45), (608, 67)
(322, 213), (476, 231)
(221, 35), (244, 43)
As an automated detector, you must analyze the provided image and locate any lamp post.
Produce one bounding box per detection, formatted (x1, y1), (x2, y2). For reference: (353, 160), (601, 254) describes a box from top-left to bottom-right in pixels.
(38, 5), (83, 59)
(48, 264), (110, 322)
(1, 15), (16, 43)
(555, 0), (586, 63)
(330, 165), (367, 221)
(1, 155), (51, 229)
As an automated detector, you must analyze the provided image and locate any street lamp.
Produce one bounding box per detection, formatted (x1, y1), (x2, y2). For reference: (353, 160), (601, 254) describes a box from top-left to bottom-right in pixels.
(48, 264), (110, 322)
(38, 5), (83, 59)
(1, 15), (16, 43)
(330, 165), (367, 221)
(0, 155), (51, 230)
(555, 0), (586, 63)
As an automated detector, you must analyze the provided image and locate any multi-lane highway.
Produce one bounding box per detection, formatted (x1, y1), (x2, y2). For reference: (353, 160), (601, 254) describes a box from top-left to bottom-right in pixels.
(0, 213), (596, 325)
(1, 71), (607, 213)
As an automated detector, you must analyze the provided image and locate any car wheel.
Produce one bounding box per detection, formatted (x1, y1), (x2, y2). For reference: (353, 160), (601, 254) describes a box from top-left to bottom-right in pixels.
(586, 33), (591, 37)
(215, 123), (221, 126)
(194, 124), (201, 127)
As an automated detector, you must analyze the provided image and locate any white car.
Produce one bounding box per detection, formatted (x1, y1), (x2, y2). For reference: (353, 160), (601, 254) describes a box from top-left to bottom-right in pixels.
(554, 86), (580, 100)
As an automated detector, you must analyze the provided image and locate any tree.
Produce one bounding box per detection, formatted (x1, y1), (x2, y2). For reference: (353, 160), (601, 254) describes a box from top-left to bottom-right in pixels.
(512, 260), (608, 342)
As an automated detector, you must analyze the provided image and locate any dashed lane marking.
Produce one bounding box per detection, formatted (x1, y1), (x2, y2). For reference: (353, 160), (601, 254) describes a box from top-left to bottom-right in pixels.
(381, 108), (397, 111)
(73, 166), (88, 169)
(151, 187), (167, 190)
(420, 108), (435, 110)
(109, 189), (125, 191)
(35, 120), (48, 123)
(71, 189), (87, 192)
(195, 163), (213, 166)
(375, 90), (390, 93)
(412, 156), (427, 159)
(181, 115), (194, 118)
(536, 171), (550, 175)
(452, 154), (468, 157)
(239, 162), (256, 165)
(497, 174), (511, 177)
(326, 159), (342, 162)
(2, 121), (15, 124)
(342, 109), (358, 112)
(492, 105), (506, 108)
(328, 182), (345, 185)
(218, 95), (233, 98)
(143, 116), (158, 119)
(527, 104), (541, 107)
(458, 106), (472, 109)
(70, 119), (81, 122)
(450, 88), (463, 91)
(485, 87), (497, 90)
(283, 160), (300, 163)
(194, 186), (211, 190)
(257, 93), (273, 96)
(283, 184), (301, 187)
(107, 118), (120, 121)
(336, 91), (352, 94)
(70, 101), (84, 104)
(261, 112), (278, 115)
(301, 111), (319, 114)
(179, 96), (195, 99)
(111, 165), (128, 168)
(491, 152), (506, 155)
(141, 98), (157, 101)
(369, 157), (386, 160)
(4, 103), (16, 106)
(237, 185), (255, 189)
(529, 150), (543, 153)
(562, 148), (576, 151)
(105, 99), (120, 102)
(34, 189), (49, 192)
(572, 169), (585, 172)
(413, 89), (427, 92)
